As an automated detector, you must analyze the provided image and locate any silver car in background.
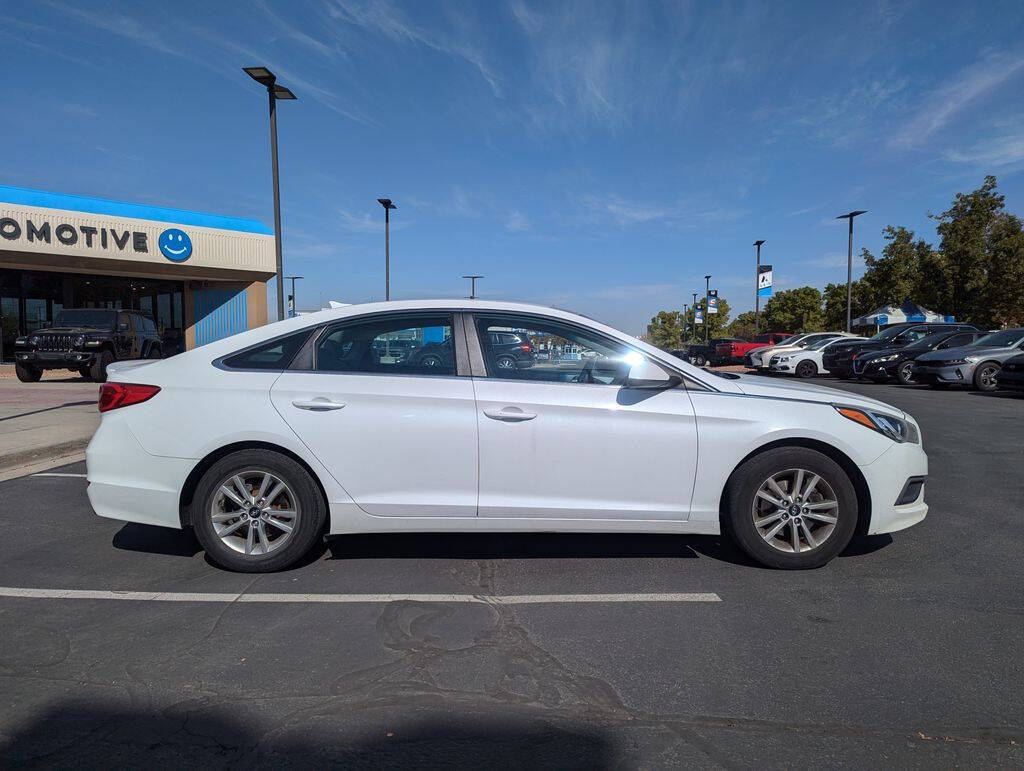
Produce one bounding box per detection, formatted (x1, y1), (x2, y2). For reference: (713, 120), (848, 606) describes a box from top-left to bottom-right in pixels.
(913, 328), (1024, 391)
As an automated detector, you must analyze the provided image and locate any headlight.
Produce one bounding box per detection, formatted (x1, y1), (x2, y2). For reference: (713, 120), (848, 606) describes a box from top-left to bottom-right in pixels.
(963, 355), (980, 363)
(944, 358), (968, 365)
(15, 336), (27, 345)
(74, 335), (86, 347)
(874, 353), (899, 362)
(777, 354), (793, 362)
(835, 405), (920, 443)
(28, 335), (40, 346)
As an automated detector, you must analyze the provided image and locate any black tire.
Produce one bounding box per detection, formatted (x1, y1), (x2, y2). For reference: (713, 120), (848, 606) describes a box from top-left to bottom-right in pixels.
(896, 360), (915, 385)
(146, 345), (162, 360)
(795, 360), (817, 378)
(90, 350), (114, 383)
(725, 447), (858, 570)
(191, 449), (327, 573)
(78, 367), (93, 381)
(420, 354), (443, 368)
(496, 354), (517, 371)
(15, 362), (42, 382)
(973, 362), (1000, 392)
(694, 354), (706, 367)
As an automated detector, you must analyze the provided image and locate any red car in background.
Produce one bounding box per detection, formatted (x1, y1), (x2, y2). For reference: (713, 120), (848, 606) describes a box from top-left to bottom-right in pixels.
(716, 333), (793, 365)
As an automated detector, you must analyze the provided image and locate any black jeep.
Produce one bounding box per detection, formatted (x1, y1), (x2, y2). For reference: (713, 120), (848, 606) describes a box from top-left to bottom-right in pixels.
(13, 308), (163, 383)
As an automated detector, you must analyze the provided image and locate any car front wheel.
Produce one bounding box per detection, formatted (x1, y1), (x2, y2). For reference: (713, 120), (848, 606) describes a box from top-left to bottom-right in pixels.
(795, 360), (817, 378)
(896, 361), (915, 385)
(725, 447), (858, 569)
(15, 362), (42, 382)
(191, 450), (327, 572)
(90, 350), (113, 382)
(973, 363), (1000, 392)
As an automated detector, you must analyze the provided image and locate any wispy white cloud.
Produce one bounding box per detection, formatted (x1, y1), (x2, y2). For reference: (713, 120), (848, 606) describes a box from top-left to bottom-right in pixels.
(890, 50), (1024, 148)
(505, 210), (530, 232)
(942, 125), (1024, 169)
(326, 0), (501, 96)
(787, 204), (824, 217)
(509, 0), (543, 36)
(802, 252), (865, 269)
(579, 193), (741, 229)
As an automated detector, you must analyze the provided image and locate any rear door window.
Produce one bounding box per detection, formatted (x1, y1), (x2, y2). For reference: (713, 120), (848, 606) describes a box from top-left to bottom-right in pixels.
(315, 314), (455, 376)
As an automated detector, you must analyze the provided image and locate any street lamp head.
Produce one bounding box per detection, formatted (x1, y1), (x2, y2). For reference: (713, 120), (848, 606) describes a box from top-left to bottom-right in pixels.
(836, 210), (867, 219)
(754, 239), (765, 247)
(377, 198), (397, 210)
(704, 274), (712, 280)
(243, 66), (276, 86)
(273, 84), (297, 100)
(462, 275), (484, 280)
(284, 275), (304, 281)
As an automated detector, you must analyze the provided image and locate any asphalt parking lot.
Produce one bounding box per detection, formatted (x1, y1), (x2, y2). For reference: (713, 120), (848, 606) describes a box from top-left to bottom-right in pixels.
(0, 378), (1021, 768)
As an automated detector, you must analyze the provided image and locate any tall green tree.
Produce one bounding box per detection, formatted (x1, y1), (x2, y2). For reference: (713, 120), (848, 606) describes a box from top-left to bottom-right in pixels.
(727, 311), (758, 339)
(762, 287), (824, 332)
(822, 280), (872, 330)
(860, 226), (928, 308)
(646, 310), (686, 350)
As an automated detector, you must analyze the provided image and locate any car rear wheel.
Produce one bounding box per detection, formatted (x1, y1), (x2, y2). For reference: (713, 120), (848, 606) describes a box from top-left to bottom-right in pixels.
(78, 367), (93, 381)
(146, 345), (162, 359)
(795, 360), (817, 378)
(896, 361), (915, 385)
(15, 362), (42, 382)
(90, 350), (113, 383)
(693, 354), (706, 367)
(973, 363), (1000, 392)
(420, 354), (443, 368)
(725, 447), (858, 569)
(191, 450), (327, 572)
(496, 354), (517, 370)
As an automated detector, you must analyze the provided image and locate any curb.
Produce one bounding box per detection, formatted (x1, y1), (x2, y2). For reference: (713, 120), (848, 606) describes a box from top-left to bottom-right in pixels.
(0, 437), (92, 474)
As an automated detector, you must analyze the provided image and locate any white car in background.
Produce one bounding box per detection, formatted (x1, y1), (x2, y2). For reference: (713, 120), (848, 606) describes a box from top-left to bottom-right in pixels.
(86, 300), (927, 573)
(747, 332), (855, 370)
(771, 335), (868, 378)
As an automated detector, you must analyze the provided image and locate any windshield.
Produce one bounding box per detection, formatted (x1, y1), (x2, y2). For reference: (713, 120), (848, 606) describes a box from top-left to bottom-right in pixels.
(807, 336), (841, 350)
(866, 326), (909, 342)
(52, 309), (116, 329)
(971, 329), (1024, 348)
(915, 331), (956, 349)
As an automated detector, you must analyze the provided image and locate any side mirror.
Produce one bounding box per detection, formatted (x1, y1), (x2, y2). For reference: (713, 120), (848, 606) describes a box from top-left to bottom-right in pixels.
(624, 355), (680, 389)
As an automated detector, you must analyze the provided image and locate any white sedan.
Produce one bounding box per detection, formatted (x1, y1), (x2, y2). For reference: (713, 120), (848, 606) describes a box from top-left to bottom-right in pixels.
(86, 300), (927, 572)
(770, 335), (868, 378)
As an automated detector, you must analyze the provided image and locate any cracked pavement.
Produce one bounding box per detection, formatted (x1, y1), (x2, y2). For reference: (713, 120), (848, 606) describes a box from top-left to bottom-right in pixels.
(0, 378), (1021, 768)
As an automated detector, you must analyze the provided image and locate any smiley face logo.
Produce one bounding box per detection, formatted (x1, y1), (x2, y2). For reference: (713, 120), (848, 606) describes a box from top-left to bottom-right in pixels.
(158, 228), (192, 262)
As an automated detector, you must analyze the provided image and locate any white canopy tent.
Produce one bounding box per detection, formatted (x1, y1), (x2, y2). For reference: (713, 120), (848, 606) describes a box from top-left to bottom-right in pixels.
(852, 300), (955, 328)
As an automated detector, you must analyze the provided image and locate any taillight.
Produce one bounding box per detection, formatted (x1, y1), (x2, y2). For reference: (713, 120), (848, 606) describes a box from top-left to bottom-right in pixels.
(520, 343), (532, 352)
(98, 383), (161, 412)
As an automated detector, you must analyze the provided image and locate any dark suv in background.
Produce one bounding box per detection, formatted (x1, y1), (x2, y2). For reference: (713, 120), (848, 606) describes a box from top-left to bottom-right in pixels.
(822, 322), (978, 378)
(13, 308), (163, 383)
(409, 330), (536, 371)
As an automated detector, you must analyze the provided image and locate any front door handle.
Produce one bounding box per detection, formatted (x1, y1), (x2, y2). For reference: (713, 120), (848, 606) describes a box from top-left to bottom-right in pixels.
(292, 398), (346, 411)
(483, 407), (537, 422)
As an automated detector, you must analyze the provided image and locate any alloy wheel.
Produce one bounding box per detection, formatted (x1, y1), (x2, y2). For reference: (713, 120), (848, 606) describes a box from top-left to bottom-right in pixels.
(977, 364), (999, 391)
(210, 469), (299, 556)
(496, 356), (516, 370)
(751, 469), (838, 553)
(897, 361), (914, 384)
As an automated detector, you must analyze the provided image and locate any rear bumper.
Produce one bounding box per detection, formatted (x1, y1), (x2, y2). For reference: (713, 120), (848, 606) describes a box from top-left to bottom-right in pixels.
(86, 414), (195, 530)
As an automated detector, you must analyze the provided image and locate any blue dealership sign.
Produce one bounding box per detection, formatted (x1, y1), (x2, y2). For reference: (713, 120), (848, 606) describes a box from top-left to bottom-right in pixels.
(158, 228), (193, 262)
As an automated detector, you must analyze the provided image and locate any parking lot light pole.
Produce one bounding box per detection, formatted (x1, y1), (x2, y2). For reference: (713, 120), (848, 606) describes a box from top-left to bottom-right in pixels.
(682, 303), (688, 342)
(284, 275), (303, 317)
(462, 275), (483, 299)
(377, 198), (397, 300)
(243, 66), (297, 322)
(691, 292), (697, 342)
(704, 275), (712, 344)
(753, 240), (765, 333)
(836, 211), (867, 332)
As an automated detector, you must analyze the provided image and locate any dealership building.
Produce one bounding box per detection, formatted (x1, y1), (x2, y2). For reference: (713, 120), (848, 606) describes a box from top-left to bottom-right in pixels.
(0, 185), (275, 362)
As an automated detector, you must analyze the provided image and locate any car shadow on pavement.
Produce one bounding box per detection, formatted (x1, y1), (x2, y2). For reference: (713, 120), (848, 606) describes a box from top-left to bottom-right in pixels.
(0, 400), (97, 422)
(968, 390), (1023, 399)
(0, 700), (619, 768)
(112, 523), (203, 558)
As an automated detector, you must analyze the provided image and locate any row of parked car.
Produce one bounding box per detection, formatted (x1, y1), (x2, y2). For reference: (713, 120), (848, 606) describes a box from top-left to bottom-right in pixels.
(732, 322), (1024, 393)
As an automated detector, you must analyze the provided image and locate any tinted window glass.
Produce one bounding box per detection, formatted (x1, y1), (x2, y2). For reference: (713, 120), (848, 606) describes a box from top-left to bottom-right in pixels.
(939, 333), (974, 348)
(316, 314), (454, 375)
(972, 329), (1024, 347)
(223, 330), (312, 370)
(475, 314), (632, 384)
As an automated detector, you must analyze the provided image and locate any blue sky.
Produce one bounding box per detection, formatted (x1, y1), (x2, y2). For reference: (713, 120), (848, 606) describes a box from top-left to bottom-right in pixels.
(3, 0), (1024, 333)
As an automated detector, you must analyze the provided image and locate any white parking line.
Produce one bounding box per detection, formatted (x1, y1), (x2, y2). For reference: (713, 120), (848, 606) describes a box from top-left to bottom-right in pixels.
(0, 587), (720, 604)
(30, 472), (87, 478)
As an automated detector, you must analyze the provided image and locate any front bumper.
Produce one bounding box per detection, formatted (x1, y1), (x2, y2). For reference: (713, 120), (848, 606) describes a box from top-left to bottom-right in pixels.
(860, 439), (929, 535)
(15, 349), (97, 368)
(912, 362), (976, 384)
(852, 359), (896, 379)
(995, 369), (1024, 391)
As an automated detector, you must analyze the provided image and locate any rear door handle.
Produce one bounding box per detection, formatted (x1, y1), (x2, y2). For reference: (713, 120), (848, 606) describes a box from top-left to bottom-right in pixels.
(483, 407), (537, 422)
(292, 398), (346, 411)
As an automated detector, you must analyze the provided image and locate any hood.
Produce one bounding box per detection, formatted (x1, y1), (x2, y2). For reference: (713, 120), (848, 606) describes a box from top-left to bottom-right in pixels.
(730, 373), (904, 416)
(860, 344), (925, 360)
(36, 326), (110, 335)
(917, 344), (1017, 362)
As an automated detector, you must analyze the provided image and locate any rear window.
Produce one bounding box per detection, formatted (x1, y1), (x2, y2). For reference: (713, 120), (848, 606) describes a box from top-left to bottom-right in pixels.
(222, 330), (312, 370)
